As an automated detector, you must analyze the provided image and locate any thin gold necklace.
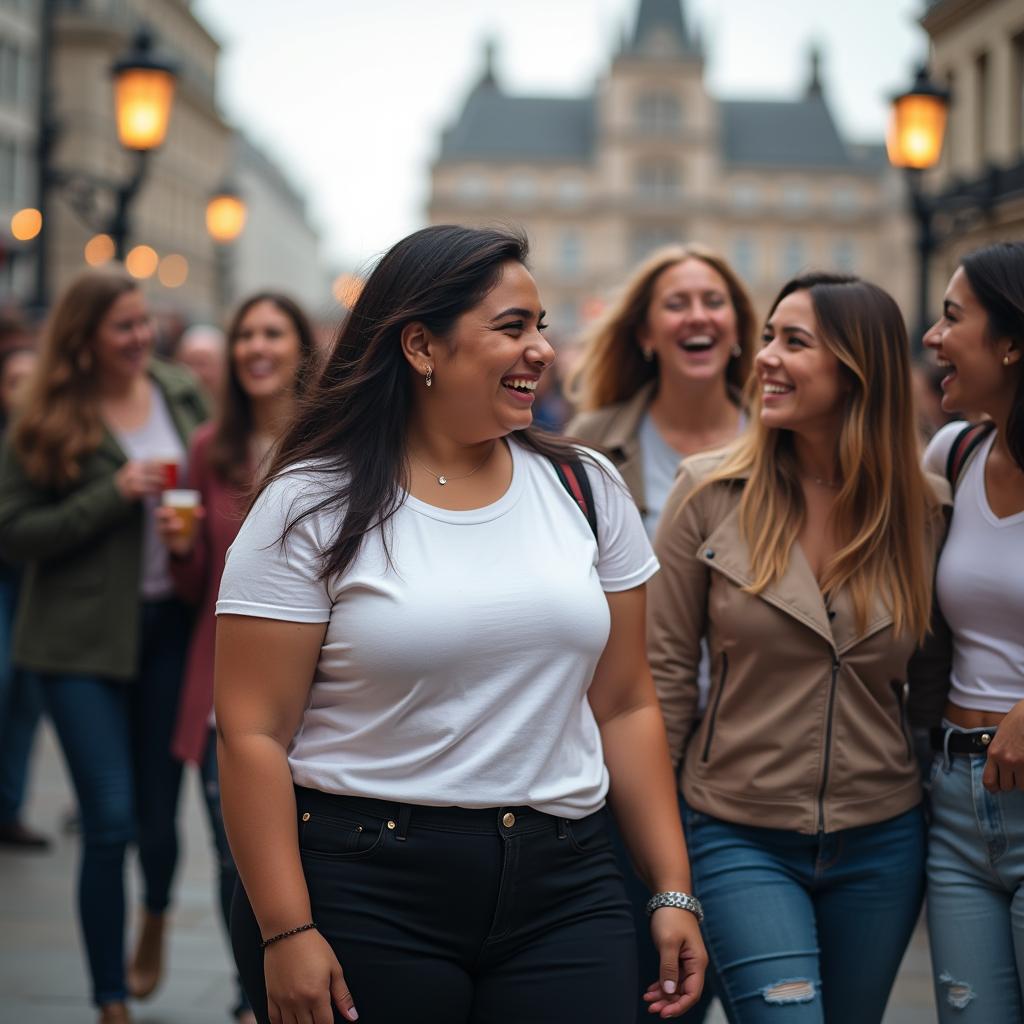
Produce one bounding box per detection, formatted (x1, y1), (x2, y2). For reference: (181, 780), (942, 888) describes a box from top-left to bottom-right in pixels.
(410, 441), (497, 486)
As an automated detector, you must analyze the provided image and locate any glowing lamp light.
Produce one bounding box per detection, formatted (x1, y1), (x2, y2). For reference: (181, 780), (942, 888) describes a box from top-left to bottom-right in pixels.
(206, 190), (247, 243)
(125, 244), (159, 279)
(887, 67), (950, 171)
(111, 30), (178, 151)
(10, 208), (42, 242)
(84, 234), (116, 266)
(158, 253), (189, 288)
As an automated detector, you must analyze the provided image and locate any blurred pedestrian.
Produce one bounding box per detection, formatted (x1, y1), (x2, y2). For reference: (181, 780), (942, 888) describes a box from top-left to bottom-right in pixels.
(156, 293), (316, 1024)
(921, 242), (1024, 1022)
(0, 341), (48, 849)
(568, 244), (755, 538)
(175, 324), (228, 412)
(567, 243), (756, 1022)
(0, 268), (208, 1024)
(216, 225), (706, 1024)
(648, 273), (950, 1024)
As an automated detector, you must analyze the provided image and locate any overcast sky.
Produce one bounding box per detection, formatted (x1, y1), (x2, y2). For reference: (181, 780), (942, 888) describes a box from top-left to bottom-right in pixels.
(192, 0), (930, 270)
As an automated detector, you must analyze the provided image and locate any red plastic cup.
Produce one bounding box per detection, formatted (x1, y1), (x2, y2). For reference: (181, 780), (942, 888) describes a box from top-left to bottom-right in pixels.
(157, 460), (179, 491)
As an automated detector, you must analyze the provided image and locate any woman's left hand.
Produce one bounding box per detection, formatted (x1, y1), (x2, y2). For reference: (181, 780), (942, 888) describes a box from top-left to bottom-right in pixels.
(983, 700), (1024, 792)
(642, 907), (708, 1017)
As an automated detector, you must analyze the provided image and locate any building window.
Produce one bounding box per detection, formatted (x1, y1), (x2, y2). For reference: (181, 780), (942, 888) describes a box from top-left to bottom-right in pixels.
(782, 235), (806, 277)
(782, 183), (808, 214)
(635, 92), (681, 135)
(1014, 32), (1024, 155)
(831, 186), (859, 216)
(832, 238), (856, 273)
(0, 41), (18, 103)
(559, 229), (583, 278)
(558, 300), (580, 333)
(456, 173), (489, 204)
(730, 183), (759, 211)
(631, 225), (679, 262)
(556, 176), (586, 208)
(731, 235), (756, 283)
(976, 51), (989, 163)
(507, 173), (536, 206)
(634, 160), (680, 202)
(0, 136), (16, 204)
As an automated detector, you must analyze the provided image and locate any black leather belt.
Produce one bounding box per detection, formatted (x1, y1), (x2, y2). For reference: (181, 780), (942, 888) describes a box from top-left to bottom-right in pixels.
(930, 726), (998, 754)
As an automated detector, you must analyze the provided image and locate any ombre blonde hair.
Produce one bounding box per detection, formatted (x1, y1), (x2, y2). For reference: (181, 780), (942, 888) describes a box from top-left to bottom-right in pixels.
(11, 268), (139, 488)
(571, 244), (757, 411)
(697, 272), (941, 641)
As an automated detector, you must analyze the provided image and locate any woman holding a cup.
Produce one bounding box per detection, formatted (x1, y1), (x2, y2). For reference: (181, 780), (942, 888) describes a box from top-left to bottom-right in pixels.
(0, 268), (208, 1024)
(156, 292), (317, 1024)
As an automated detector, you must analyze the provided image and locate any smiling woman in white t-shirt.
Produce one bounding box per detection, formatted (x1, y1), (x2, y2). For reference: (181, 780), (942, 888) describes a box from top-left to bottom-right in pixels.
(214, 225), (706, 1024)
(921, 241), (1024, 1023)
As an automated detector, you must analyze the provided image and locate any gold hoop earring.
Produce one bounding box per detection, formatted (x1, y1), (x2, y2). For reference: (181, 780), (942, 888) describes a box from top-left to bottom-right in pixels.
(731, 344), (742, 358)
(425, 367), (433, 388)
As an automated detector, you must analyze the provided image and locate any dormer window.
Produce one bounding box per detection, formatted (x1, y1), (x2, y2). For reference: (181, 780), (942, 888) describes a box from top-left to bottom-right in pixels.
(635, 92), (681, 134)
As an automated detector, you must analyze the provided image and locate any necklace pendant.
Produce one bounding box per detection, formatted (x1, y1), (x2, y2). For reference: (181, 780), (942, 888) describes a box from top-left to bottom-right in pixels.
(437, 475), (447, 486)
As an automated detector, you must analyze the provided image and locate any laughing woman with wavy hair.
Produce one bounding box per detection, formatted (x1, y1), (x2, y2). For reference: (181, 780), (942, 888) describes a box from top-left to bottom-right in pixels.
(647, 273), (951, 1024)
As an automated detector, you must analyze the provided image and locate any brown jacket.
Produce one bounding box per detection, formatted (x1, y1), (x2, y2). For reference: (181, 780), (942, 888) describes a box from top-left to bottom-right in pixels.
(648, 451), (952, 834)
(567, 382), (655, 517)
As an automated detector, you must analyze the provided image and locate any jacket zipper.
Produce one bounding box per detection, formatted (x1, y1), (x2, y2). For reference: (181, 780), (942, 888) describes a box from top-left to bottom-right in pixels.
(891, 681), (913, 762)
(817, 655), (840, 831)
(701, 652), (728, 762)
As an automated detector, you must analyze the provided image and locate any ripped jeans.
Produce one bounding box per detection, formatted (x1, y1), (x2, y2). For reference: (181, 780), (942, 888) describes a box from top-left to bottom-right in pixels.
(684, 804), (925, 1023)
(927, 740), (1024, 1022)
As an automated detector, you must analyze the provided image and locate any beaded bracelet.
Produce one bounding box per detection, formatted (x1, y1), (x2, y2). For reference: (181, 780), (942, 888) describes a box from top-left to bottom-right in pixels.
(259, 921), (317, 950)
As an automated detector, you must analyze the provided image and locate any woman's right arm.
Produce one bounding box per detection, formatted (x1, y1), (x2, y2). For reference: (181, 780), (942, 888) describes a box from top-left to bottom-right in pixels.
(647, 464), (710, 767)
(215, 613), (359, 1024)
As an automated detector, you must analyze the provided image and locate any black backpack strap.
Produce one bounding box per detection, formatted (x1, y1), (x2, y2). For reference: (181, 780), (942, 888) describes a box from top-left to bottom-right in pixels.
(551, 455), (599, 544)
(945, 421), (995, 491)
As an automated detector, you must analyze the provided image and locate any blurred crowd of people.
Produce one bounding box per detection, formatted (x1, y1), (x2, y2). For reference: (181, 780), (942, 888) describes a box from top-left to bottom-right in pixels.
(0, 227), (1019, 1024)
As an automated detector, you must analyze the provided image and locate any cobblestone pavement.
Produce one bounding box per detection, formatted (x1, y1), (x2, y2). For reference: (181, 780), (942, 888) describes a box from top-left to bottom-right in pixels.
(0, 725), (937, 1023)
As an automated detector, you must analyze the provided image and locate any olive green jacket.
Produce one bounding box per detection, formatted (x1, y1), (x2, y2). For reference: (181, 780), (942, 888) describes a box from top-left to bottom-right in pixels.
(0, 360), (208, 680)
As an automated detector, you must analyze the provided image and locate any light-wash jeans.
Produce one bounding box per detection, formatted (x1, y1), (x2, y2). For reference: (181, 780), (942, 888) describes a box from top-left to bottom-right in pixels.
(927, 730), (1024, 1022)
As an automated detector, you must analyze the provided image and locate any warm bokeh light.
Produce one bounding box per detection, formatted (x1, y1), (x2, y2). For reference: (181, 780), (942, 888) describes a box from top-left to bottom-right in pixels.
(206, 193), (247, 243)
(113, 68), (176, 150)
(10, 208), (42, 242)
(158, 253), (189, 288)
(84, 233), (116, 266)
(125, 244), (159, 279)
(887, 78), (949, 170)
(332, 273), (364, 308)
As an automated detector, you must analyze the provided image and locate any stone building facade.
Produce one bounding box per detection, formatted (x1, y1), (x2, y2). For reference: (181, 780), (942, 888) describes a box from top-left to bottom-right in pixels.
(428, 0), (909, 333)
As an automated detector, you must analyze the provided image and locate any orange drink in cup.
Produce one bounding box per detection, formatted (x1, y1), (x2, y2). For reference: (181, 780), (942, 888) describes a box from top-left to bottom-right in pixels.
(161, 489), (200, 543)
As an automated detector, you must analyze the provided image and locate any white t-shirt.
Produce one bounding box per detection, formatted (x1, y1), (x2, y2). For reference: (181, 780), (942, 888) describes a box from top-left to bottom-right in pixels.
(924, 422), (1024, 714)
(216, 441), (658, 817)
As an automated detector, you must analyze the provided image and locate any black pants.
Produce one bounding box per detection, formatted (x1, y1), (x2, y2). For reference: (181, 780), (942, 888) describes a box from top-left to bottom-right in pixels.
(232, 788), (637, 1023)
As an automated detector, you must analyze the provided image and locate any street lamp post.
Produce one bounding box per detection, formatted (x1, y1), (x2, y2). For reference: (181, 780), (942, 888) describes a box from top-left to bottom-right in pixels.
(886, 66), (950, 348)
(31, 22), (178, 311)
(206, 183), (247, 315)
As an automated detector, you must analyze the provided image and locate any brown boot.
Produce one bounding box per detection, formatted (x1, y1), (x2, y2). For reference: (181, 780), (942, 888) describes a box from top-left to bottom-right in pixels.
(127, 910), (167, 999)
(98, 1002), (132, 1024)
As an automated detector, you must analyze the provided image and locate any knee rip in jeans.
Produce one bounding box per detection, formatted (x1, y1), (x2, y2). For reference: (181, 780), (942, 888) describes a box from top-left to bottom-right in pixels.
(938, 971), (975, 1010)
(761, 979), (816, 1005)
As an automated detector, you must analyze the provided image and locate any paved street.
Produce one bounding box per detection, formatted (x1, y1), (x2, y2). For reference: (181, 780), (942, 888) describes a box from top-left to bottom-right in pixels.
(1, 725), (937, 1023)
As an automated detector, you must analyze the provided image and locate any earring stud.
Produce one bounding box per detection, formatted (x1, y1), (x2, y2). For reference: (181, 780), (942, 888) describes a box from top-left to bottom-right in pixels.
(425, 368), (433, 388)
(731, 344), (742, 358)
(1004, 355), (1012, 367)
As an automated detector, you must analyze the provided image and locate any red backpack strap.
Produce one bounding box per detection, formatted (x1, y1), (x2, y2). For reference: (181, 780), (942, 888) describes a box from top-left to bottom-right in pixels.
(551, 456), (599, 544)
(945, 421), (995, 491)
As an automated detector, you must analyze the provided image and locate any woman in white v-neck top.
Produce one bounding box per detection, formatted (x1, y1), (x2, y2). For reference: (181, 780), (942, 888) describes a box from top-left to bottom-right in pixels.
(214, 226), (707, 1024)
(921, 242), (1024, 1023)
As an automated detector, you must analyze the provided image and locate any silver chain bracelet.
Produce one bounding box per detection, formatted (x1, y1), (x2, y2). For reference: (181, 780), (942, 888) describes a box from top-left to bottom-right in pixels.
(645, 891), (704, 922)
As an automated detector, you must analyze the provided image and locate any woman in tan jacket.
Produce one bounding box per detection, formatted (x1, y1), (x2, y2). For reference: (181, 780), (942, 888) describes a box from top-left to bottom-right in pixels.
(646, 272), (950, 1024)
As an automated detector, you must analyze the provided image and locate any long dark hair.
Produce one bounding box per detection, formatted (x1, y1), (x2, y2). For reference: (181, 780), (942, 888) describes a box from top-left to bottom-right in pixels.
(208, 292), (317, 486)
(960, 242), (1024, 470)
(257, 224), (594, 580)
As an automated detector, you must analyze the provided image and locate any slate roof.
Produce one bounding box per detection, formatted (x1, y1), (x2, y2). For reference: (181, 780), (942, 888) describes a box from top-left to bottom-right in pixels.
(627, 0), (699, 56)
(438, 82), (595, 163)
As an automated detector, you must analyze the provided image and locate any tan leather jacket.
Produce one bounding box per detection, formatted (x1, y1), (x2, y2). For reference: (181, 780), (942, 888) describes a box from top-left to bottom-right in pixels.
(648, 451), (952, 834)
(567, 382), (656, 517)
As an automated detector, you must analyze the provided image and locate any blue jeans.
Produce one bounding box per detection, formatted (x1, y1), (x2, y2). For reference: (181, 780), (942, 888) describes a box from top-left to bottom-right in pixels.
(199, 728), (251, 1018)
(0, 571), (43, 825)
(927, 735), (1024, 1022)
(41, 598), (190, 1007)
(684, 804), (925, 1023)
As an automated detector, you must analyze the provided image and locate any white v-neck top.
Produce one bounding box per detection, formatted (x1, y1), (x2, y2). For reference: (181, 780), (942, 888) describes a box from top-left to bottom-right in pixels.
(217, 442), (657, 817)
(925, 422), (1024, 713)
